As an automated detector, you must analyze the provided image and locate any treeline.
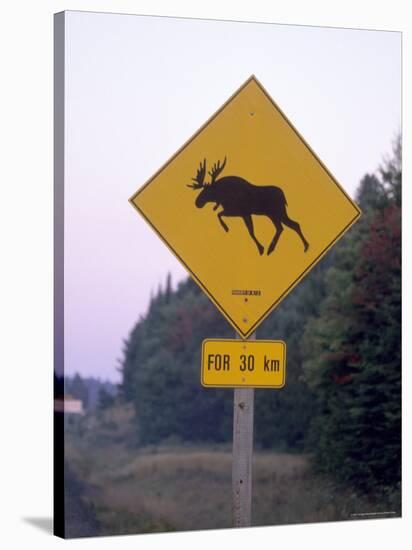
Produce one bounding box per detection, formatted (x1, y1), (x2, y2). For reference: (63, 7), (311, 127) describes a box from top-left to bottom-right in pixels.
(62, 373), (117, 411)
(119, 138), (401, 497)
(303, 138), (401, 495)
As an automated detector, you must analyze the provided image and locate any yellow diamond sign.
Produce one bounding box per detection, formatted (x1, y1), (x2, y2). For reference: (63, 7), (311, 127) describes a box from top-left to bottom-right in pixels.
(130, 76), (361, 338)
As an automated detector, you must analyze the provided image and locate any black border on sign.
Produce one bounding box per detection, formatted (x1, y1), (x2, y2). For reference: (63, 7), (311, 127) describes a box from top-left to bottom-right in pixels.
(200, 339), (286, 389)
(129, 75), (362, 338)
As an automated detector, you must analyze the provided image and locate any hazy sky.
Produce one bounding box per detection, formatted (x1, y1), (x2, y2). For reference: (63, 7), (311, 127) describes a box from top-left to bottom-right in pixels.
(64, 11), (401, 382)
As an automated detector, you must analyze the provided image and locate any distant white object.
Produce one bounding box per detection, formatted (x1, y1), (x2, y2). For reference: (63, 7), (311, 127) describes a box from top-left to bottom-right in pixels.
(54, 396), (84, 415)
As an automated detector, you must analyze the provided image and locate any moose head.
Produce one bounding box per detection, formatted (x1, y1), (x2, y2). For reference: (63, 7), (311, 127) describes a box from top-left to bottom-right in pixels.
(187, 158), (227, 208)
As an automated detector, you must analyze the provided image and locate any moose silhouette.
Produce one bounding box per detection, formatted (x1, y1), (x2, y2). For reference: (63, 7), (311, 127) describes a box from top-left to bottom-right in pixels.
(187, 158), (309, 256)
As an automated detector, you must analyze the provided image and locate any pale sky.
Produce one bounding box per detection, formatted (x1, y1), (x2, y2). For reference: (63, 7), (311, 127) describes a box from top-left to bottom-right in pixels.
(63, 11), (401, 381)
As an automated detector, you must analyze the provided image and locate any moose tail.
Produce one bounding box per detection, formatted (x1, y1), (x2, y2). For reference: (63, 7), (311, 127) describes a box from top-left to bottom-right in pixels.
(278, 187), (288, 207)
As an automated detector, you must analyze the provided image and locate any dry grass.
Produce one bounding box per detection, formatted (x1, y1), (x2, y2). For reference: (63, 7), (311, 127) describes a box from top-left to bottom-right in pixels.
(65, 404), (398, 535)
(67, 430), (383, 536)
(104, 450), (319, 530)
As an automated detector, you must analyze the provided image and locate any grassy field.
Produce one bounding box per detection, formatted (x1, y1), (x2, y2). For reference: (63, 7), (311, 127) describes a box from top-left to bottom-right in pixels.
(64, 404), (397, 537)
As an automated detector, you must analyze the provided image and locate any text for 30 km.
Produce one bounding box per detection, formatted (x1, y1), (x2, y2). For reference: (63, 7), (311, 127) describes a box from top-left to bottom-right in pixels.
(207, 354), (280, 372)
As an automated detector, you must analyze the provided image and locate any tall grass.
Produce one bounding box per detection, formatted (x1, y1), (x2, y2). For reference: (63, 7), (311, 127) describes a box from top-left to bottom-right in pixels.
(66, 426), (392, 536)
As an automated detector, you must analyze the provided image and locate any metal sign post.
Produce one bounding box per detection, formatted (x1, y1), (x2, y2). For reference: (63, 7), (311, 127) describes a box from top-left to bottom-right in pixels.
(232, 332), (255, 527)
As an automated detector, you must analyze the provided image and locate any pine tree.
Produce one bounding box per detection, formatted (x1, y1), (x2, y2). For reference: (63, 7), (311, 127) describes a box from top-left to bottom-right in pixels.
(165, 272), (172, 303)
(302, 140), (401, 497)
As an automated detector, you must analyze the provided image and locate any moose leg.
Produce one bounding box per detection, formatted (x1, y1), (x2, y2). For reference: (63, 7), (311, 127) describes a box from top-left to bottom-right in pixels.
(267, 220), (283, 255)
(243, 215), (264, 255)
(281, 215), (309, 252)
(217, 210), (229, 233)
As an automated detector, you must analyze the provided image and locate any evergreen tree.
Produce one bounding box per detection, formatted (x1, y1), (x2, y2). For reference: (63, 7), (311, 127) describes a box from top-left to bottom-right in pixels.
(379, 134), (401, 206)
(356, 173), (386, 213)
(303, 140), (401, 496)
(165, 272), (172, 304)
(98, 388), (115, 410)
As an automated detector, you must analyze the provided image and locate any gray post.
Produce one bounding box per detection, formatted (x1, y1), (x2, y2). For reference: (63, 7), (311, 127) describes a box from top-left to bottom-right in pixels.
(232, 332), (255, 527)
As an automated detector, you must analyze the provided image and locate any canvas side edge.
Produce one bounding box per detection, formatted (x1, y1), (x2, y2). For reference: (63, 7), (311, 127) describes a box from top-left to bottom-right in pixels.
(53, 10), (66, 540)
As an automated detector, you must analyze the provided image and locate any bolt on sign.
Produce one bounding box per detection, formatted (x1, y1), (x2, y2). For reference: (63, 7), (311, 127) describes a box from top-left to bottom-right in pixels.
(129, 76), (361, 338)
(201, 339), (286, 388)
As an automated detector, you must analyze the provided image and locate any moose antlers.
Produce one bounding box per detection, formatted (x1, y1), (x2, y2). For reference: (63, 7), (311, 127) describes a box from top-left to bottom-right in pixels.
(187, 159), (207, 189)
(187, 158), (227, 189)
(208, 157), (226, 184)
